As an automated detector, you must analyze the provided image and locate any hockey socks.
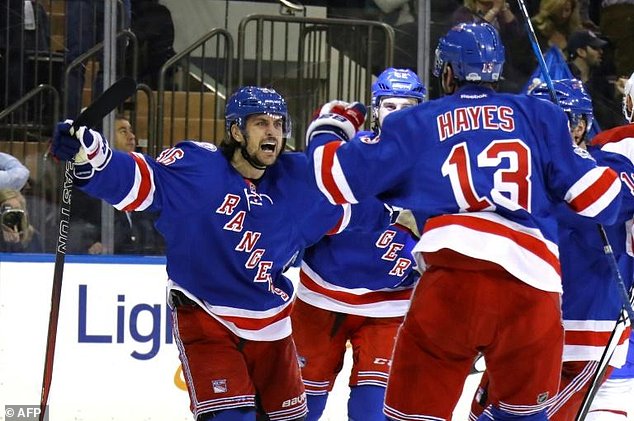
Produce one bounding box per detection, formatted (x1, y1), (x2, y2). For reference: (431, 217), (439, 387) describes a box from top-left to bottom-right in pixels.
(348, 385), (386, 421)
(306, 394), (328, 421)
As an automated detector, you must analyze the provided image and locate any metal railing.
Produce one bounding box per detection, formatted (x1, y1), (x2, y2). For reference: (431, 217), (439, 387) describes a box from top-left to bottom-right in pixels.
(0, 83), (60, 250)
(1, 3), (402, 255)
(155, 28), (233, 150)
(63, 29), (137, 116)
(237, 14), (394, 150)
(0, 83), (59, 128)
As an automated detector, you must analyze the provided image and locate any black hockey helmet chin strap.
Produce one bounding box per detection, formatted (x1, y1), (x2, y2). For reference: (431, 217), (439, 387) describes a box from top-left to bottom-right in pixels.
(240, 133), (267, 170)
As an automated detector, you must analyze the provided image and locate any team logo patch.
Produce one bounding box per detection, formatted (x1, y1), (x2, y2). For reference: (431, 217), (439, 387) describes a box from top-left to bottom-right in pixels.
(359, 135), (380, 144)
(212, 379), (228, 393)
(536, 391), (549, 404)
(243, 181), (273, 209)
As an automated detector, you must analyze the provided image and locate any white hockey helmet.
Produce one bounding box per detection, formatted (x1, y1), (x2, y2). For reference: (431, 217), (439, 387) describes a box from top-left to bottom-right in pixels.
(623, 72), (634, 123)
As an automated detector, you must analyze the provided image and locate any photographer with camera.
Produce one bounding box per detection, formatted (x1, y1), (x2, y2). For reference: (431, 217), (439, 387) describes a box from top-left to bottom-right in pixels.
(0, 189), (43, 253)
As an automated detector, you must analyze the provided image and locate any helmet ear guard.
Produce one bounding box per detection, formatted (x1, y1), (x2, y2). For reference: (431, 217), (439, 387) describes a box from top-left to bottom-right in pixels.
(433, 22), (505, 83)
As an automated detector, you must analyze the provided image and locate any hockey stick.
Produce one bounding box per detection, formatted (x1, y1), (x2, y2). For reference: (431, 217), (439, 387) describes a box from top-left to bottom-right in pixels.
(574, 306), (630, 421)
(39, 76), (137, 421)
(514, 1), (634, 419)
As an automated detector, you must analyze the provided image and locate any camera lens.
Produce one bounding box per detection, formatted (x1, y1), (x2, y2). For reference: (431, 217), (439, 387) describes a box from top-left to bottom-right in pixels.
(2, 210), (24, 230)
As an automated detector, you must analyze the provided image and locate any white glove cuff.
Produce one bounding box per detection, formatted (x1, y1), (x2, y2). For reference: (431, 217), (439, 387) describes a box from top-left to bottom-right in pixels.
(76, 126), (112, 171)
(306, 113), (356, 143)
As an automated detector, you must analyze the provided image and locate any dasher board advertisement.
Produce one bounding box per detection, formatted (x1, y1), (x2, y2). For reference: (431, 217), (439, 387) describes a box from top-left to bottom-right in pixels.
(0, 254), (191, 421)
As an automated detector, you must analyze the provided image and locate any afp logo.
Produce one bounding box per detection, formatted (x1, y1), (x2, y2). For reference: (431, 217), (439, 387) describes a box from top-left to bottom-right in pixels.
(359, 135), (380, 144)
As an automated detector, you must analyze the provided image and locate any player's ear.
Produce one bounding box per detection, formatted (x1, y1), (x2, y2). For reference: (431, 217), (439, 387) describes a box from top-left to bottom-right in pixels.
(230, 123), (244, 144)
(442, 64), (456, 95)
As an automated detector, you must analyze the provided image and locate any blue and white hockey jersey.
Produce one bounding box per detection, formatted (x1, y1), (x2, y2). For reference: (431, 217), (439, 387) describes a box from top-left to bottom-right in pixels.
(299, 131), (420, 317)
(310, 85), (622, 293)
(79, 141), (378, 341)
(555, 124), (634, 366)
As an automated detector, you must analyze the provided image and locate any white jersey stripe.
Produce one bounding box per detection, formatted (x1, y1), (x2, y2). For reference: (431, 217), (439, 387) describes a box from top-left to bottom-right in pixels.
(329, 152), (358, 204)
(313, 146), (338, 205)
(168, 282), (293, 341)
(565, 167), (620, 217)
(297, 262), (413, 317)
(414, 213), (562, 292)
(577, 175), (621, 218)
(113, 153), (156, 211)
(600, 137), (634, 166)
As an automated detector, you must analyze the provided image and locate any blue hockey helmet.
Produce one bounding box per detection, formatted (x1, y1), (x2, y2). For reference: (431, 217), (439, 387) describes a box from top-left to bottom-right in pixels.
(225, 86), (291, 138)
(433, 22), (505, 83)
(530, 78), (594, 137)
(371, 68), (427, 108)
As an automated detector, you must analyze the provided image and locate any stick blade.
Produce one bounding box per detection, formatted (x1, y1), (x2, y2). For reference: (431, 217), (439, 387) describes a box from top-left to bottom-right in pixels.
(72, 76), (137, 129)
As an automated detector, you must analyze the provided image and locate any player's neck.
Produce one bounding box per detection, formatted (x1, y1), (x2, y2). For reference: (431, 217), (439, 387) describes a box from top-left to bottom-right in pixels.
(230, 153), (265, 180)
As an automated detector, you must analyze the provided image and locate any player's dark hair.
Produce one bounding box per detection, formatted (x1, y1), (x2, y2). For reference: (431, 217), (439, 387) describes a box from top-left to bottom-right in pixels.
(219, 123), (240, 161)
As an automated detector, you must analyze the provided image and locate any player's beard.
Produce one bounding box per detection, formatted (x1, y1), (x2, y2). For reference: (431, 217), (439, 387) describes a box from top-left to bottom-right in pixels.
(241, 135), (280, 170)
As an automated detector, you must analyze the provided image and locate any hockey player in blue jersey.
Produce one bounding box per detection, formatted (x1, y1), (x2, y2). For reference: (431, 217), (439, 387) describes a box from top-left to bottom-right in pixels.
(470, 78), (634, 421)
(583, 72), (634, 421)
(305, 22), (623, 421)
(49, 86), (387, 421)
(291, 67), (425, 421)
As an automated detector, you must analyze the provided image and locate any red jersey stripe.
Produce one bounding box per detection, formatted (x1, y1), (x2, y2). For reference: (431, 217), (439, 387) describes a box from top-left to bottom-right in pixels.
(320, 142), (347, 204)
(565, 326), (631, 346)
(219, 305), (292, 331)
(299, 269), (413, 304)
(569, 168), (618, 213)
(122, 153), (152, 211)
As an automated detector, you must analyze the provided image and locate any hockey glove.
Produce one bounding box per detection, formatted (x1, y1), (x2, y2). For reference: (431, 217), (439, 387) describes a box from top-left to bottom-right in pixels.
(51, 120), (113, 179)
(306, 100), (367, 143)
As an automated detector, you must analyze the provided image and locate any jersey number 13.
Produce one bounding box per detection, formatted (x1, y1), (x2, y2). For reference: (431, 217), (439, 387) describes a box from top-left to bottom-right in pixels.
(442, 139), (532, 212)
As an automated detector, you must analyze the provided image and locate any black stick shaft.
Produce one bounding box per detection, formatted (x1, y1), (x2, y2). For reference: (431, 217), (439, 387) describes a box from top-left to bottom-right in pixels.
(38, 76), (136, 420)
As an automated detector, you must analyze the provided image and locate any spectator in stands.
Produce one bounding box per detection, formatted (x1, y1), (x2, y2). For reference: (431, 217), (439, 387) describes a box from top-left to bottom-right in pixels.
(129, 0), (176, 89)
(567, 29), (625, 130)
(68, 114), (163, 255)
(0, 0), (52, 109)
(531, 0), (582, 52)
(65, 0), (131, 116)
(567, 29), (607, 82)
(453, 0), (517, 27)
(578, 0), (600, 30)
(0, 152), (30, 191)
(0, 188), (44, 252)
(372, 0), (418, 70)
(600, 0), (634, 79)
(452, 0), (531, 92)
